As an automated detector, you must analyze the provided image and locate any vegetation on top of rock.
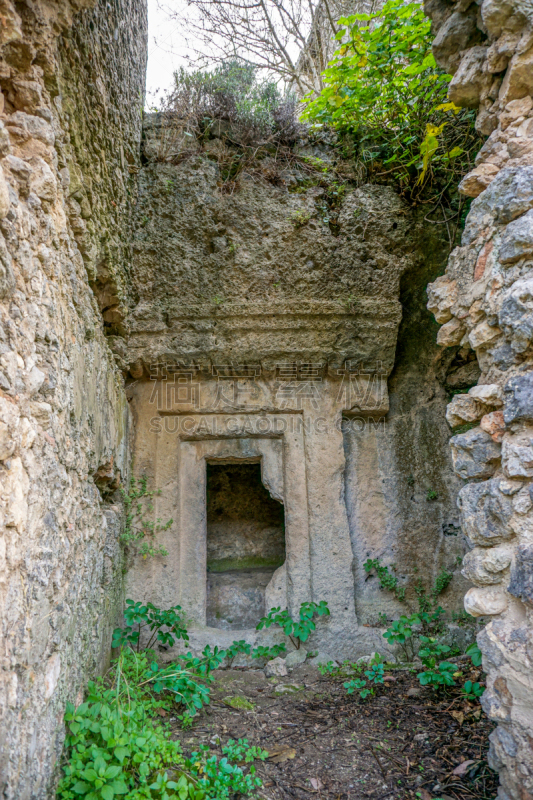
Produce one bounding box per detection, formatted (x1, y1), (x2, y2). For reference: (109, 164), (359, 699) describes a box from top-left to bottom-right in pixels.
(303, 0), (483, 219)
(166, 61), (302, 147)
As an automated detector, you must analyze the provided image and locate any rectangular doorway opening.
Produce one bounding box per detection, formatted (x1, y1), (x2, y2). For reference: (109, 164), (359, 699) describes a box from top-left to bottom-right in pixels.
(206, 461), (285, 629)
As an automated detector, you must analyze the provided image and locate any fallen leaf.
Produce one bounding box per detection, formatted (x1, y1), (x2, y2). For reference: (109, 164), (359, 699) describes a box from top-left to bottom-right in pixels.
(383, 675), (397, 682)
(310, 778), (323, 790)
(268, 746), (297, 764)
(452, 758), (476, 777)
(450, 710), (464, 726)
(418, 790), (432, 800)
(155, 708), (167, 717)
(472, 708), (482, 719)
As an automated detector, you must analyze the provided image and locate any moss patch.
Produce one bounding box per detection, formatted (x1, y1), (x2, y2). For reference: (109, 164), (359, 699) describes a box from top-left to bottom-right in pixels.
(223, 695), (255, 710)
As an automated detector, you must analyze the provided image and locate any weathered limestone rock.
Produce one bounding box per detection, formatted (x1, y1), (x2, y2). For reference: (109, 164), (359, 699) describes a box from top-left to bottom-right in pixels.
(499, 208), (533, 263)
(446, 393), (488, 427)
(450, 427), (502, 479)
(0, 0), (145, 797)
(286, 649), (307, 668)
(265, 657), (288, 678)
(459, 162), (500, 196)
(462, 544), (513, 585)
(426, 0), (533, 792)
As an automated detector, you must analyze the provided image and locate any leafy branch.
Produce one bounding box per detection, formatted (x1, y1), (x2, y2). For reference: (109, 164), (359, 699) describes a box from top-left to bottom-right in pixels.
(303, 0), (482, 222)
(120, 475), (172, 558)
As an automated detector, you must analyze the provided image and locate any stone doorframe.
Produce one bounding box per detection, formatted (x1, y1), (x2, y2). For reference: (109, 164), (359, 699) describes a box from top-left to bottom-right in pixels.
(155, 414), (312, 629)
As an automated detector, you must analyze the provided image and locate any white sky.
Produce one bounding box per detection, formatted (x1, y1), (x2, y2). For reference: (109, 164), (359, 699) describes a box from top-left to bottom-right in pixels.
(146, 0), (187, 107)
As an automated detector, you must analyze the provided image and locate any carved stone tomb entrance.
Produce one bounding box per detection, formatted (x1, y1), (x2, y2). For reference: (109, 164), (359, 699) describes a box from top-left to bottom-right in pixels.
(206, 461), (285, 629)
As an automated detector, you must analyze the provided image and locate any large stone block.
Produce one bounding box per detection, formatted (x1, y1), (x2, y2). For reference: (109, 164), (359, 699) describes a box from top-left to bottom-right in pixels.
(504, 373), (533, 423)
(508, 543), (533, 605)
(502, 429), (533, 477)
(458, 478), (514, 545)
(463, 166), (533, 246)
(462, 544), (513, 585)
(446, 393), (488, 427)
(498, 277), (533, 354)
(450, 427), (502, 479)
(448, 46), (492, 108)
(499, 209), (533, 264)
(432, 8), (479, 73)
(481, 0), (516, 38)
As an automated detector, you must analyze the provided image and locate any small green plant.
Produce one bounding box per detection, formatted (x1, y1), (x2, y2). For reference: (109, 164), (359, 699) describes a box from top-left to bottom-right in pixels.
(224, 639), (251, 666)
(318, 661), (339, 676)
(382, 607), (446, 662)
(345, 662), (385, 699)
(432, 568), (453, 597)
(121, 475), (172, 558)
(382, 615), (418, 661)
(418, 636), (451, 669)
(178, 645), (226, 678)
(466, 641), (483, 667)
(364, 558), (406, 602)
(251, 643), (287, 661)
(415, 570), (453, 615)
(418, 660), (457, 688)
(112, 599), (189, 652)
(462, 680), (485, 700)
(256, 601), (330, 649)
(426, 489), (438, 501)
(222, 739), (268, 764)
(417, 636), (458, 689)
(291, 208), (312, 227)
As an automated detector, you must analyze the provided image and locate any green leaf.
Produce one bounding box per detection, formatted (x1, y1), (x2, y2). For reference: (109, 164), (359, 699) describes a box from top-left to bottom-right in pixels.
(101, 787), (114, 800)
(104, 766), (122, 780)
(448, 146), (464, 158)
(72, 782), (90, 795)
(113, 747), (129, 764)
(110, 781), (129, 795)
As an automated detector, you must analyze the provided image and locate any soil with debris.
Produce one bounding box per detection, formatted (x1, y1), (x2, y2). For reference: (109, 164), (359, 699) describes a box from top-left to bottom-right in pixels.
(170, 661), (498, 800)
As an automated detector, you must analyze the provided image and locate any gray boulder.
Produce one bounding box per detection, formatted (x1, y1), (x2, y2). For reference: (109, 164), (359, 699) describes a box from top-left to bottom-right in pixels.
(504, 373), (533, 423)
(264, 657), (288, 678)
(458, 478), (514, 546)
(499, 209), (533, 265)
(450, 428), (502, 480)
(285, 648), (307, 668)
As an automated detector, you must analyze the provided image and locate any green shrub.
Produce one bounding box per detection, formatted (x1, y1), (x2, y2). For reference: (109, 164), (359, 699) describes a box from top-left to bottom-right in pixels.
(120, 476), (172, 559)
(57, 650), (266, 800)
(166, 60), (301, 147)
(303, 0), (481, 210)
(251, 644), (287, 661)
(418, 660), (457, 688)
(256, 601), (330, 649)
(344, 662), (385, 699)
(112, 599), (189, 652)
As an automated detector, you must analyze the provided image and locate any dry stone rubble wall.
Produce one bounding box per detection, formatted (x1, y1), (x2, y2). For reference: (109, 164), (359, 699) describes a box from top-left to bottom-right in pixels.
(0, 0), (146, 796)
(425, 0), (533, 795)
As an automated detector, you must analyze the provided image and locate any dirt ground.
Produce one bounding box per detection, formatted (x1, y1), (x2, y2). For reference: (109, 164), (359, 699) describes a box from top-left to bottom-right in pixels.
(168, 661), (498, 800)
